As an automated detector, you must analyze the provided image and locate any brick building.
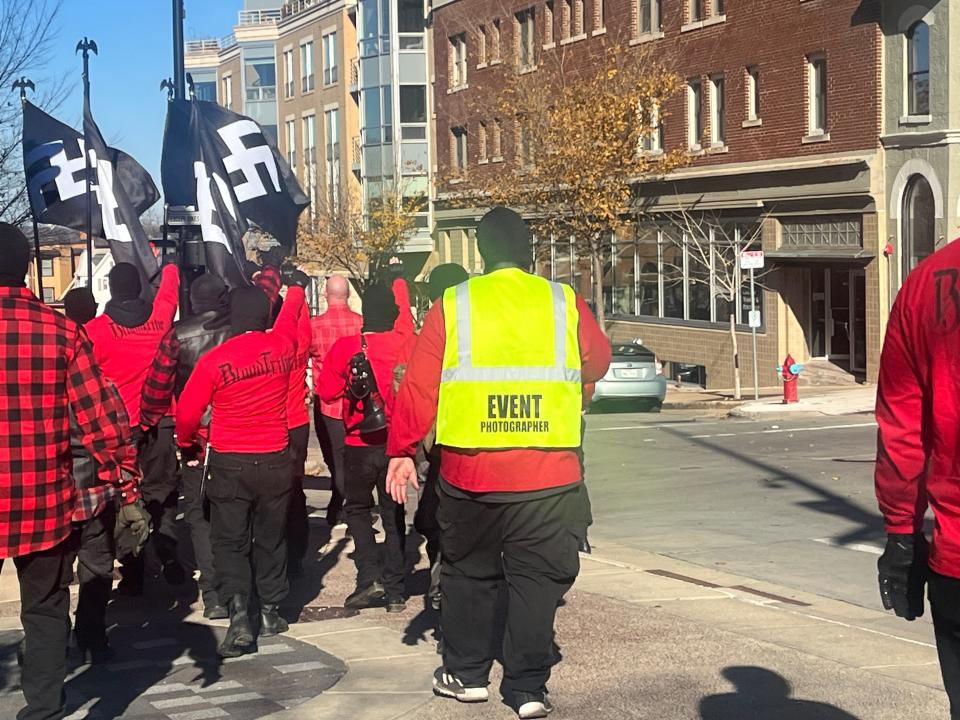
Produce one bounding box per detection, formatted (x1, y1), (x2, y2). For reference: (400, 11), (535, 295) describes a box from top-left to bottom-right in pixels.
(431, 0), (887, 388)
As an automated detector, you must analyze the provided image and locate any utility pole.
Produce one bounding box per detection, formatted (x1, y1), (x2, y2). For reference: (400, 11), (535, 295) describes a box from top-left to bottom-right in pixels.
(76, 37), (98, 286)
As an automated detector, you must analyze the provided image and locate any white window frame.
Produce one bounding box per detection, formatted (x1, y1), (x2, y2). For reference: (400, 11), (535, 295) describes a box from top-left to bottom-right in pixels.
(595, 0), (605, 32)
(283, 49), (295, 99)
(545, 2), (555, 47)
(479, 121), (488, 163)
(450, 33), (468, 89)
(325, 107), (340, 208)
(516, 8), (537, 71)
(807, 54), (828, 137)
(642, 102), (663, 154)
(636, 0), (661, 38)
(303, 113), (317, 209)
(709, 74), (725, 147)
(452, 126), (468, 172)
(688, 79), (703, 150)
(301, 40), (315, 93)
(323, 31), (338, 86)
(492, 118), (503, 160)
(746, 66), (760, 123)
(285, 118), (297, 170)
(478, 24), (488, 65)
(222, 74), (233, 107)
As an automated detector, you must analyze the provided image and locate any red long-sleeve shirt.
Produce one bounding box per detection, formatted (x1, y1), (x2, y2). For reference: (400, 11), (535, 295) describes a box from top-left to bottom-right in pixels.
(318, 279), (415, 446)
(310, 304), (364, 419)
(875, 240), (960, 578)
(176, 286), (305, 454)
(287, 297), (312, 430)
(85, 263), (180, 427)
(387, 284), (611, 494)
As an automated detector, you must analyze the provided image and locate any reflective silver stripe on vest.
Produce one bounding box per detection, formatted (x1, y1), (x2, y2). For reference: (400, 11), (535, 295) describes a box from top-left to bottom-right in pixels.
(444, 278), (578, 383)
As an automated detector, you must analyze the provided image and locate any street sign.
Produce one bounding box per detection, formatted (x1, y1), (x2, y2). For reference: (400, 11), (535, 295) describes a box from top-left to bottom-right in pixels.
(748, 310), (762, 329)
(741, 250), (765, 270)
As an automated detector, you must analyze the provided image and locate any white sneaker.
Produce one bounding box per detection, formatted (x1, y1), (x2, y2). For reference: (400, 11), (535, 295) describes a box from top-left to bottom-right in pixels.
(432, 667), (489, 703)
(518, 695), (554, 718)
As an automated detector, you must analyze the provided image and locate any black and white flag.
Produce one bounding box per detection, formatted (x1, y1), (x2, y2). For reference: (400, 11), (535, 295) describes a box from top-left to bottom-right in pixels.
(22, 100), (160, 285)
(161, 98), (308, 287)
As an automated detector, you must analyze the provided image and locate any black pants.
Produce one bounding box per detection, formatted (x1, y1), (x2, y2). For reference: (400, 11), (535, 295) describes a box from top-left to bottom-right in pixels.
(414, 449), (442, 566)
(74, 505), (116, 650)
(930, 571), (960, 718)
(181, 460), (218, 608)
(287, 423), (310, 563)
(207, 448), (292, 604)
(343, 444), (407, 597)
(314, 404), (346, 518)
(438, 483), (589, 699)
(120, 420), (180, 583)
(1, 536), (77, 720)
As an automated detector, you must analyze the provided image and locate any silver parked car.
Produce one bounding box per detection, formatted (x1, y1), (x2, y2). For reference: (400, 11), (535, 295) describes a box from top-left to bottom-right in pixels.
(591, 342), (667, 412)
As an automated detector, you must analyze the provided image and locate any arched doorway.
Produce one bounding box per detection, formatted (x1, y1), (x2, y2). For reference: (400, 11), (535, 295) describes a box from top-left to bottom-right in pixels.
(901, 174), (936, 280)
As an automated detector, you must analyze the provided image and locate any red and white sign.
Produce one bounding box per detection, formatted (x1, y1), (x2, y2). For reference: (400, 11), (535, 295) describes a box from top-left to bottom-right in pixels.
(740, 250), (765, 270)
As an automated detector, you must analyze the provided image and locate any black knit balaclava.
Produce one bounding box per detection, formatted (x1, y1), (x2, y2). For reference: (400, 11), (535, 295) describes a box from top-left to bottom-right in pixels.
(0, 222), (31, 287)
(63, 287), (98, 324)
(108, 262), (142, 301)
(362, 284), (399, 333)
(230, 286), (271, 333)
(190, 274), (229, 315)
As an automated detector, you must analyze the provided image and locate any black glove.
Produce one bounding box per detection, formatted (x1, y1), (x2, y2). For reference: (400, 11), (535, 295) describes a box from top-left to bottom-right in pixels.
(262, 247), (287, 270)
(285, 269), (311, 289)
(878, 532), (928, 621)
(115, 500), (152, 558)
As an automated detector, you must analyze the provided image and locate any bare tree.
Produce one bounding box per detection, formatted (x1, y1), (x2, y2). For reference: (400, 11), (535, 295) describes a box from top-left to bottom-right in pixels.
(660, 204), (772, 400)
(0, 0), (66, 225)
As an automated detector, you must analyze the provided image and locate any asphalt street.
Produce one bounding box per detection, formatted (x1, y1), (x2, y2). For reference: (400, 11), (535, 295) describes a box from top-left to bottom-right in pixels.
(583, 408), (885, 610)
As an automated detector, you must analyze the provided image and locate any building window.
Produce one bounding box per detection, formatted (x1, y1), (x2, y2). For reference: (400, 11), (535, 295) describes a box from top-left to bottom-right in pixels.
(561, 0), (572, 40)
(688, 78), (703, 150)
(479, 122), (488, 162)
(746, 66), (760, 121)
(222, 75), (233, 108)
(574, 0), (585, 36)
(492, 19), (502, 63)
(400, 85), (427, 125)
(907, 22), (930, 116)
(902, 175), (936, 279)
(283, 49), (295, 98)
(714, 0), (724, 15)
(303, 114), (317, 208)
(492, 118), (503, 158)
(709, 74), (725, 146)
(41, 258), (54, 277)
(323, 32), (338, 86)
(301, 41), (315, 93)
(398, 0), (425, 32)
(641, 103), (663, 153)
(807, 55), (827, 135)
(689, 0), (704, 22)
(325, 108), (340, 208)
(637, 0), (661, 35)
(245, 57), (276, 102)
(450, 33), (468, 89)
(781, 216), (862, 248)
(595, 0), (605, 31)
(545, 2), (555, 46)
(285, 119), (297, 169)
(42, 287), (54, 303)
(517, 116), (534, 168)
(479, 24), (488, 64)
(452, 126), (468, 172)
(517, 8), (536, 71)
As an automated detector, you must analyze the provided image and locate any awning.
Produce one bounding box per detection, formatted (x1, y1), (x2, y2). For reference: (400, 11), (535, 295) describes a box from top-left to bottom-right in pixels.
(764, 248), (876, 265)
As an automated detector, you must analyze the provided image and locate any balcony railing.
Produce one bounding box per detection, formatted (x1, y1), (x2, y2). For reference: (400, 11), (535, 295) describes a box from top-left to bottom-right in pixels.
(185, 38), (220, 56)
(352, 137), (362, 168)
(221, 33), (238, 50)
(349, 58), (359, 91)
(281, 0), (340, 19)
(238, 9), (282, 26)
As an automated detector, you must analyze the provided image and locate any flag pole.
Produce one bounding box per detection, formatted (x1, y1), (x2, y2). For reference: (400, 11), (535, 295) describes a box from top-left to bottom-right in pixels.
(12, 77), (43, 298)
(76, 38), (98, 287)
(172, 0), (186, 100)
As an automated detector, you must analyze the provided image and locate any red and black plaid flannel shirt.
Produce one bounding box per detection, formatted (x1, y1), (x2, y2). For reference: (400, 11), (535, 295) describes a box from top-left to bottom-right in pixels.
(310, 304), (363, 419)
(0, 287), (140, 559)
(140, 265), (283, 429)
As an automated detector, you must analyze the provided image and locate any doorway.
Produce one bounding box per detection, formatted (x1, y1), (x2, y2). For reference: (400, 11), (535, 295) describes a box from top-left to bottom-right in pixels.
(809, 268), (866, 372)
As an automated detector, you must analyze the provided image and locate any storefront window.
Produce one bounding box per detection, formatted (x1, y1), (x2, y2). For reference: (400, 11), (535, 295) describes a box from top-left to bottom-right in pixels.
(610, 237), (637, 316)
(687, 241), (712, 321)
(662, 232), (685, 320)
(637, 231), (659, 317)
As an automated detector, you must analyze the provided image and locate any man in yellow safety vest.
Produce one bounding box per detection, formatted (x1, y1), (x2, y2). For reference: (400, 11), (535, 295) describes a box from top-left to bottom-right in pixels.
(386, 206), (611, 719)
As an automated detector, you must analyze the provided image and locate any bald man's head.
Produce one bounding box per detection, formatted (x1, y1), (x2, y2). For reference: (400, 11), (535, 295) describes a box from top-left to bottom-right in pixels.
(325, 275), (350, 305)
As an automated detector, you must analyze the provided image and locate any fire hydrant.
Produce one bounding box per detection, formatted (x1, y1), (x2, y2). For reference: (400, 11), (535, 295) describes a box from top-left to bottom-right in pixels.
(781, 354), (803, 404)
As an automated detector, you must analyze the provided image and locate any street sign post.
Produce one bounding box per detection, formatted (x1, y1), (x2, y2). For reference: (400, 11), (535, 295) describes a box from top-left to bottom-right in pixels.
(740, 250), (765, 400)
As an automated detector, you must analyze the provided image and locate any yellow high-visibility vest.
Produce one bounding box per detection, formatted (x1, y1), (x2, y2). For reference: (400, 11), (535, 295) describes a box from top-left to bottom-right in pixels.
(436, 267), (582, 449)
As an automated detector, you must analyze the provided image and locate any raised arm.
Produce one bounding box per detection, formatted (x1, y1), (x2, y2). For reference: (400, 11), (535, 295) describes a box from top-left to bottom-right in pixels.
(272, 285), (306, 348)
(391, 277), (414, 335)
(150, 263), (181, 326)
(67, 329), (139, 501)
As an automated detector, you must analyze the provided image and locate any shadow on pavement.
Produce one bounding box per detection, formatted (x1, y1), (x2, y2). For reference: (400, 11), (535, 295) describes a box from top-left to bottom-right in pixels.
(700, 666), (861, 719)
(663, 428), (883, 547)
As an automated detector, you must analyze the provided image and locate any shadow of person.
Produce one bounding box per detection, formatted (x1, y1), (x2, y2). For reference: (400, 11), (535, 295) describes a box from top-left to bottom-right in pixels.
(282, 529), (348, 623)
(700, 666), (861, 720)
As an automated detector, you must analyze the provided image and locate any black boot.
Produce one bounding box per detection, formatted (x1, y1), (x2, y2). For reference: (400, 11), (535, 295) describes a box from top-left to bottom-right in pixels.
(218, 595), (254, 658)
(260, 604), (289, 637)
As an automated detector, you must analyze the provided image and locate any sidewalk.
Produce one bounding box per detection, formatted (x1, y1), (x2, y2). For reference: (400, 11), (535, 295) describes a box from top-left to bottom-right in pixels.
(0, 525), (947, 719)
(731, 384), (877, 418)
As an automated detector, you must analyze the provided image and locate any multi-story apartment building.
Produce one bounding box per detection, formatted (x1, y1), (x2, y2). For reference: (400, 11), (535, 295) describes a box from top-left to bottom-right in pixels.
(432, 0), (891, 388)
(25, 228), (87, 304)
(187, 0), (435, 271)
(274, 0), (360, 217)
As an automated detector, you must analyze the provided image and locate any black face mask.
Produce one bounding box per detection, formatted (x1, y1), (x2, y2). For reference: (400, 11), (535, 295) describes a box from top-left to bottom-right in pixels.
(230, 287), (271, 333)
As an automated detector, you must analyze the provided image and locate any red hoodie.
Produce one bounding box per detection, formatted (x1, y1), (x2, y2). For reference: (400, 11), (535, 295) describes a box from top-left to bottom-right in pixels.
(176, 286), (305, 454)
(85, 264), (180, 427)
(387, 280), (610, 494)
(876, 239), (960, 580)
(318, 278), (414, 447)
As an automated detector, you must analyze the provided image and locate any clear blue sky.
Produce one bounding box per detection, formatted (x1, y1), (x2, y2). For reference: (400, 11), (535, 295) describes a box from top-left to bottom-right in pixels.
(45, 1), (239, 198)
